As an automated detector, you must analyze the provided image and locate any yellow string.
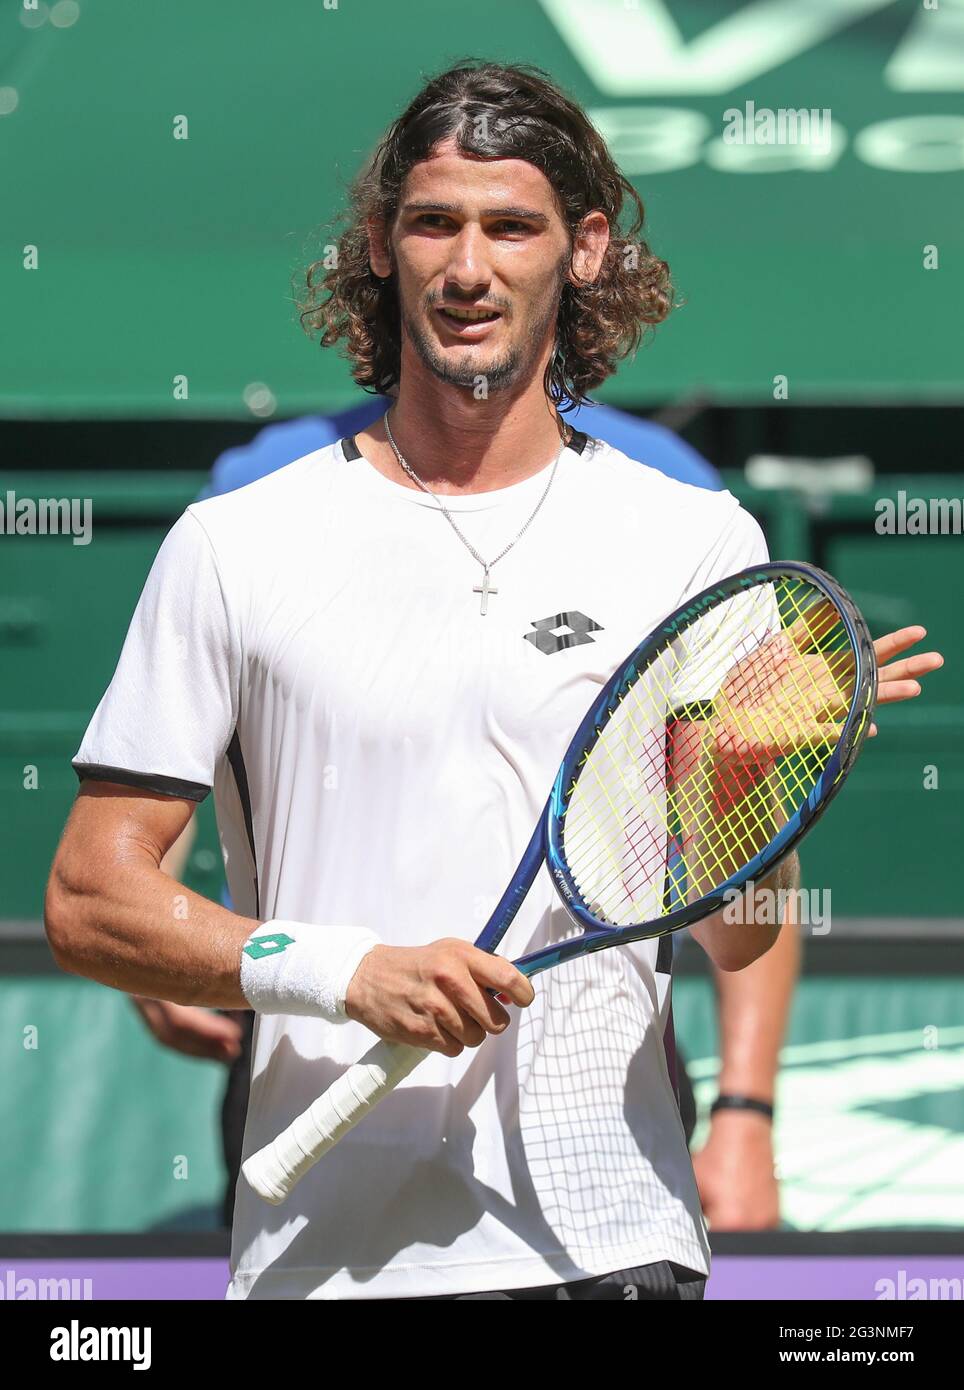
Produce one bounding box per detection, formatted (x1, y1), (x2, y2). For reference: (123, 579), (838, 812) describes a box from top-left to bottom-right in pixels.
(560, 577), (857, 923)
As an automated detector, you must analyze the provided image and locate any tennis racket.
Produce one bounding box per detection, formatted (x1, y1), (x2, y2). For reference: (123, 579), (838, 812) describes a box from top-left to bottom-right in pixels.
(243, 561), (876, 1204)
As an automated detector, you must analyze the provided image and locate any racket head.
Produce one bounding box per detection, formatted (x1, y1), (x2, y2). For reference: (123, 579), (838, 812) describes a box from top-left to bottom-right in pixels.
(534, 562), (876, 962)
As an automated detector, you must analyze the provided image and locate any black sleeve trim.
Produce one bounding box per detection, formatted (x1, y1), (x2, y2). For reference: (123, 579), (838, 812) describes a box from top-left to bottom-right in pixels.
(71, 763), (211, 803)
(342, 429), (592, 460)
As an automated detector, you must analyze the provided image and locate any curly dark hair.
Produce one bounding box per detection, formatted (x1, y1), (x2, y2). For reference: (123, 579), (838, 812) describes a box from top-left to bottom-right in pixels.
(299, 59), (675, 411)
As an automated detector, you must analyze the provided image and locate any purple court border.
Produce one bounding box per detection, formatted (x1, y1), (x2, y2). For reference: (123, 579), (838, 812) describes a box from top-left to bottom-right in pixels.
(0, 1255), (961, 1301)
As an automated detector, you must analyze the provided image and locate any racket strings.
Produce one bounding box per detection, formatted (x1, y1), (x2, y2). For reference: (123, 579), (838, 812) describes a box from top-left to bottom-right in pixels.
(559, 577), (858, 923)
(562, 592), (775, 893)
(584, 583), (853, 907)
(572, 582), (852, 854)
(597, 588), (854, 902)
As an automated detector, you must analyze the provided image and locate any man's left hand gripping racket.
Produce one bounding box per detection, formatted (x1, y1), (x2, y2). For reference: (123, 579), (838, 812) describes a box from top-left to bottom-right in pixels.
(243, 562), (876, 1204)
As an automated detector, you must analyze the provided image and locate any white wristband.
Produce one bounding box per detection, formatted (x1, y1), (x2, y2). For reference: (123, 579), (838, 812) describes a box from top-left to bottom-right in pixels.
(239, 920), (380, 1022)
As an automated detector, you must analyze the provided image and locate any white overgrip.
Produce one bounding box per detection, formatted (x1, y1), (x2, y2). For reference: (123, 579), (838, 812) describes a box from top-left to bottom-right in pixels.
(241, 1038), (429, 1203)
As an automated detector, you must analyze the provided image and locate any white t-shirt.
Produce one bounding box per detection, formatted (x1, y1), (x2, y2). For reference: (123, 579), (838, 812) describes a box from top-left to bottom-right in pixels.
(73, 430), (769, 1300)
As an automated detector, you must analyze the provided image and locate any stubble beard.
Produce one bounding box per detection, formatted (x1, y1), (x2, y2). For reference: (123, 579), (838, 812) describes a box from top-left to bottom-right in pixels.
(398, 262), (569, 395)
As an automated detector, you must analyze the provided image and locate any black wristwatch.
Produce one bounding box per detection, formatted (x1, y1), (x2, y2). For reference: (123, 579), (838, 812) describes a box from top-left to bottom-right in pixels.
(710, 1094), (774, 1120)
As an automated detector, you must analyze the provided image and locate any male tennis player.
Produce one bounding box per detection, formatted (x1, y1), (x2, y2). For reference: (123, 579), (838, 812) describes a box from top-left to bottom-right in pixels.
(46, 61), (940, 1300)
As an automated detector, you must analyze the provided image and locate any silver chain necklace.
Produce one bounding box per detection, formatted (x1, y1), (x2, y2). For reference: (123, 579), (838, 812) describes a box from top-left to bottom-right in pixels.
(383, 409), (568, 615)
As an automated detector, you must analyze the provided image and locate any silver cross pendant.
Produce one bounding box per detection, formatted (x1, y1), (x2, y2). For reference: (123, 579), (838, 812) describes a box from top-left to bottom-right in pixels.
(473, 568), (499, 616)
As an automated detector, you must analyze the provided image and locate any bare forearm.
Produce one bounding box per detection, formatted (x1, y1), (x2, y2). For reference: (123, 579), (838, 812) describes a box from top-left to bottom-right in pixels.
(714, 891), (800, 1097)
(46, 819), (253, 1008)
(690, 851), (797, 971)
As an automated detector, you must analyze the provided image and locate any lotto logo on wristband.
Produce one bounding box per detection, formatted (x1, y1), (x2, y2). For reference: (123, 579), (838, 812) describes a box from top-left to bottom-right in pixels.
(244, 933), (295, 960)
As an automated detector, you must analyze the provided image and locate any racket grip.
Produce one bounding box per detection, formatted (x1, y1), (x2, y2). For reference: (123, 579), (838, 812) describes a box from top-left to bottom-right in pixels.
(241, 1038), (429, 1204)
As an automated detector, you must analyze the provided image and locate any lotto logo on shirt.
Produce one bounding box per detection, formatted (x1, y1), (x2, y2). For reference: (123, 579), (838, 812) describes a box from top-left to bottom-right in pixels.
(524, 612), (603, 655)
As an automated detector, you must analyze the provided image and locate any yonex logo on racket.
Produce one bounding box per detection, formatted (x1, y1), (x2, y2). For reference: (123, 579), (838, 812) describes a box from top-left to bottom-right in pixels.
(671, 573), (766, 629)
(551, 866), (574, 901)
(670, 590), (727, 628)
